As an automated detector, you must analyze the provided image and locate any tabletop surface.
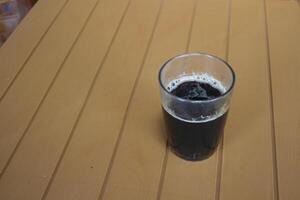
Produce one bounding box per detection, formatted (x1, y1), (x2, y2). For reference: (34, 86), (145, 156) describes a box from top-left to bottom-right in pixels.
(0, 0), (299, 199)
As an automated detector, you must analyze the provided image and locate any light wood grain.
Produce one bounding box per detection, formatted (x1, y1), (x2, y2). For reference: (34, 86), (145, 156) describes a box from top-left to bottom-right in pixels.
(100, 0), (195, 199)
(159, 0), (229, 200)
(0, 0), (99, 176)
(220, 0), (275, 200)
(0, 0), (133, 199)
(0, 0), (100, 194)
(42, 0), (162, 199)
(0, 0), (69, 97)
(189, 0), (229, 59)
(0, 0), (298, 199)
(266, 1), (300, 199)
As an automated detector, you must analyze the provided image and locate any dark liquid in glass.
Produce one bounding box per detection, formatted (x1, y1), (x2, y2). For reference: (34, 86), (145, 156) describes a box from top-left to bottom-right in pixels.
(163, 81), (228, 161)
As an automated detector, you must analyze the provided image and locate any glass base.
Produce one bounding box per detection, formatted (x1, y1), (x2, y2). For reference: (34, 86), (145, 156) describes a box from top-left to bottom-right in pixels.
(170, 146), (217, 161)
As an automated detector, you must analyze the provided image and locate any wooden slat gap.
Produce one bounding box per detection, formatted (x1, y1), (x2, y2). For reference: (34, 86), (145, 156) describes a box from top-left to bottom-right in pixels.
(215, 0), (232, 199)
(0, 0), (102, 181)
(0, 0), (71, 102)
(263, 0), (279, 199)
(39, 0), (132, 199)
(96, 0), (164, 199)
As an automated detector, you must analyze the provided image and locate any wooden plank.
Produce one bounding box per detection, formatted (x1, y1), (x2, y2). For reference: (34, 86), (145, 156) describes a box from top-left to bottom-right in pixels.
(0, 0), (69, 97)
(0, 0), (134, 199)
(0, 0), (99, 178)
(41, 0), (162, 200)
(266, 1), (300, 199)
(100, 0), (195, 199)
(220, 0), (275, 200)
(159, 0), (229, 200)
(188, 0), (229, 59)
(41, 0), (193, 200)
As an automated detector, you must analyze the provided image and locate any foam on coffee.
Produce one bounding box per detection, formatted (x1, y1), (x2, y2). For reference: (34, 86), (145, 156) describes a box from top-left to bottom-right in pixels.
(163, 73), (229, 123)
(166, 73), (226, 94)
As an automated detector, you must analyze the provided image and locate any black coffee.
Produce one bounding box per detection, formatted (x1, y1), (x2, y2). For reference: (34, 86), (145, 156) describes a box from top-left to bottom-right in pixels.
(163, 80), (228, 161)
(171, 81), (222, 100)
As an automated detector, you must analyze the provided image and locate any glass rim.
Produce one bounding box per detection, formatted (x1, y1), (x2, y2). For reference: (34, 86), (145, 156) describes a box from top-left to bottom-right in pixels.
(158, 52), (236, 103)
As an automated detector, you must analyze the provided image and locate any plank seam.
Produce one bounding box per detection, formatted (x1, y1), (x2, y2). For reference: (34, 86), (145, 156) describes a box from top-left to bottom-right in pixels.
(215, 0), (232, 199)
(0, 0), (71, 102)
(155, 144), (169, 200)
(96, 0), (165, 199)
(263, 0), (280, 199)
(39, 0), (132, 199)
(0, 0), (103, 181)
(186, 0), (198, 52)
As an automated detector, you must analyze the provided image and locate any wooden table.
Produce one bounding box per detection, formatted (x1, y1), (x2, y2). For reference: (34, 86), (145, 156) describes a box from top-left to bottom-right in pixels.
(0, 0), (299, 199)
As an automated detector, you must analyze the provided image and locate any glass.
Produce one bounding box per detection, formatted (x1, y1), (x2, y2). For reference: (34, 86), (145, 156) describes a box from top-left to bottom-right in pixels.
(158, 52), (235, 161)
